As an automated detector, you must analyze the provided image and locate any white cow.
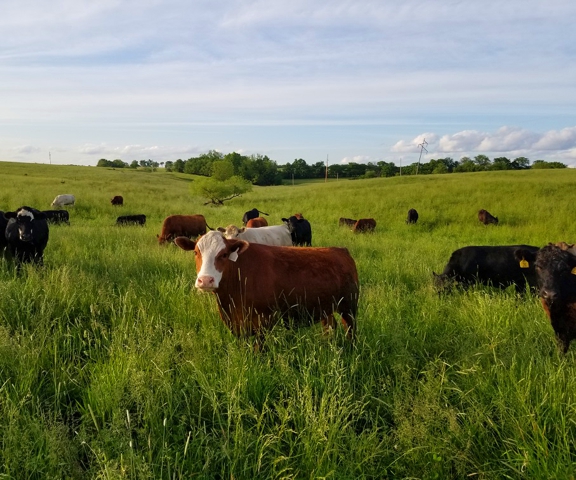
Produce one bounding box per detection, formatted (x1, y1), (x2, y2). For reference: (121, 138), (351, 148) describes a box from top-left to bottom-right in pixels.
(51, 194), (75, 207)
(218, 224), (292, 246)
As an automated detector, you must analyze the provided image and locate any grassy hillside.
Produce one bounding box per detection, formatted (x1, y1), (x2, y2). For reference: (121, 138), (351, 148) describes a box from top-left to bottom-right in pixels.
(1, 162), (576, 478)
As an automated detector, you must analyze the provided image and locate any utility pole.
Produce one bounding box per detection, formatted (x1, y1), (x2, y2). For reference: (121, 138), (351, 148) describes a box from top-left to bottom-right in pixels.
(325, 154), (328, 183)
(416, 139), (428, 175)
(400, 157), (402, 176)
(49, 152), (52, 165)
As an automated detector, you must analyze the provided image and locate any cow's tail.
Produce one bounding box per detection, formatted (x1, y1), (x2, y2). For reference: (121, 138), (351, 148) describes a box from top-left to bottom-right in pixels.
(205, 223), (214, 231)
(258, 211), (269, 216)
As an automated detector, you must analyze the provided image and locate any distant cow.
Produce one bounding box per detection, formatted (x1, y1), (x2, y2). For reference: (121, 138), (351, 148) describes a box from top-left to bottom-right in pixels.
(516, 243), (576, 352)
(42, 210), (70, 225)
(4, 206), (49, 269)
(339, 217), (357, 228)
(242, 208), (269, 226)
(353, 218), (376, 233)
(175, 231), (359, 342)
(282, 216), (312, 246)
(157, 214), (208, 244)
(246, 217), (268, 228)
(51, 194), (75, 208)
(433, 245), (540, 293)
(218, 224), (292, 246)
(111, 195), (124, 206)
(406, 209), (419, 224)
(116, 214), (146, 226)
(478, 209), (498, 225)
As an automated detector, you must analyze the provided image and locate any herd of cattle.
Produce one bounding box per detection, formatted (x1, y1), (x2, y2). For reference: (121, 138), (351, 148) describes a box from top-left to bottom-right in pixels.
(1, 197), (576, 353)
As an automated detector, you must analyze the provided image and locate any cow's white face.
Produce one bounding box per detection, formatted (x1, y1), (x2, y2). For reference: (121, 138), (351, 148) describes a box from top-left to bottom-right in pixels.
(16, 209), (35, 242)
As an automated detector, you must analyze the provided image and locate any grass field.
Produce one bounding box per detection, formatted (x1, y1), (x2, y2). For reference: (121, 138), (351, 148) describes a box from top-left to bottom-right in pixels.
(1, 161), (576, 479)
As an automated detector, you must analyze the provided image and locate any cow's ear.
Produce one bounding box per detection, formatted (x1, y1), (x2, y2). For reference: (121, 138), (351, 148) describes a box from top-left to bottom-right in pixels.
(514, 248), (537, 265)
(238, 227), (246, 233)
(4, 211), (16, 219)
(281, 217), (288, 223)
(228, 239), (249, 256)
(175, 236), (196, 251)
(217, 227), (226, 233)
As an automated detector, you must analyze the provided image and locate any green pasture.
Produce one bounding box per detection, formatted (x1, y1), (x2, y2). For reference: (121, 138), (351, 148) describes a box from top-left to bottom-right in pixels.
(1, 161), (576, 479)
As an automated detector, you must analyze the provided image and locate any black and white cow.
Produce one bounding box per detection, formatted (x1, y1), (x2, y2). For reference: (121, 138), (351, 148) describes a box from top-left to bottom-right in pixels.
(4, 206), (49, 269)
(282, 216), (312, 246)
(42, 209), (70, 225)
(0, 211), (8, 257)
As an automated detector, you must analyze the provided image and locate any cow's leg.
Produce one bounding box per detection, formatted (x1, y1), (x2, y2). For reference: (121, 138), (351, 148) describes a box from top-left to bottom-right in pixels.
(340, 312), (356, 340)
(321, 314), (337, 334)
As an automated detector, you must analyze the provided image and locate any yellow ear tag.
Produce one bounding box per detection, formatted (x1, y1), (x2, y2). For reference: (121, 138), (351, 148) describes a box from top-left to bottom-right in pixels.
(571, 266), (576, 275)
(229, 251), (238, 262)
(519, 258), (529, 269)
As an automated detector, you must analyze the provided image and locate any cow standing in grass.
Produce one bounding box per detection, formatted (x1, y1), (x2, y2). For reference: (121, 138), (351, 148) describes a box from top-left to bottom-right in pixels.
(242, 208), (269, 226)
(353, 218), (376, 233)
(218, 224), (292, 246)
(246, 217), (268, 228)
(42, 210), (70, 225)
(111, 195), (124, 206)
(406, 209), (419, 224)
(157, 214), (208, 244)
(4, 206), (49, 269)
(282, 215), (312, 246)
(478, 209), (498, 225)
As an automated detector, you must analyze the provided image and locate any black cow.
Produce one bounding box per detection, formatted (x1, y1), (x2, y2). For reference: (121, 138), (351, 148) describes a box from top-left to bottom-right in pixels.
(406, 208), (419, 224)
(42, 210), (70, 225)
(517, 243), (576, 352)
(0, 211), (8, 256)
(242, 208), (269, 226)
(4, 206), (49, 269)
(116, 214), (146, 226)
(433, 245), (540, 293)
(282, 216), (312, 246)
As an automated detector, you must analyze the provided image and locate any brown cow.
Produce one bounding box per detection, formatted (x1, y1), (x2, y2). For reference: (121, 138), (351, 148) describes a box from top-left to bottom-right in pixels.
(353, 218), (376, 233)
(339, 217), (357, 228)
(111, 195), (123, 206)
(478, 209), (498, 225)
(157, 214), (208, 244)
(246, 217), (268, 228)
(293, 213), (304, 220)
(175, 231), (359, 343)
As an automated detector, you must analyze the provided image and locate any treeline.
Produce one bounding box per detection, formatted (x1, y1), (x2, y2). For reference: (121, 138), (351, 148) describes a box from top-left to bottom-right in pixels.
(97, 159), (161, 170)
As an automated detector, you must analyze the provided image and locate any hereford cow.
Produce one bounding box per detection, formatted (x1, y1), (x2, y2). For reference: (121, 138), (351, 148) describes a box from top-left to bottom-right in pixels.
(406, 209), (419, 224)
(246, 217), (268, 228)
(433, 245), (540, 293)
(218, 224), (292, 246)
(353, 218), (376, 233)
(4, 206), (49, 269)
(478, 209), (498, 225)
(157, 214), (208, 244)
(242, 208), (269, 225)
(51, 194), (75, 208)
(42, 210), (70, 225)
(175, 231), (359, 343)
(116, 214), (146, 226)
(339, 217), (357, 228)
(282, 216), (312, 246)
(516, 243), (576, 352)
(111, 195), (124, 206)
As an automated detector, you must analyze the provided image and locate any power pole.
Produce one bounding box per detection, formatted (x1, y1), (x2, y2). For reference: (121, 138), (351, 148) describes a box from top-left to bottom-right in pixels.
(325, 154), (328, 183)
(400, 157), (402, 176)
(49, 152), (52, 165)
(416, 139), (428, 175)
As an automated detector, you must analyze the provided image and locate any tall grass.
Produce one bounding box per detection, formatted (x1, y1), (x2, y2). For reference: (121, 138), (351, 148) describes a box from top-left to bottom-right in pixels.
(1, 162), (576, 478)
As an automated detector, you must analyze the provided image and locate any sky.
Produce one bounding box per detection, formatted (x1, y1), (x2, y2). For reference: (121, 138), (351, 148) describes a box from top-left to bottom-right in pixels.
(2, 0), (576, 167)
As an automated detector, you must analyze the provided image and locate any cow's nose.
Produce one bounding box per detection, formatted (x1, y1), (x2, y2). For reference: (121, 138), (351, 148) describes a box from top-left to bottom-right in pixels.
(541, 289), (558, 303)
(196, 275), (215, 289)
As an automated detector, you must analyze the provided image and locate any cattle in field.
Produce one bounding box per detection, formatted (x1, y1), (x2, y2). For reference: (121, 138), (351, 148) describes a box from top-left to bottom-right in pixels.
(4, 206), (49, 269)
(218, 224), (292, 246)
(51, 194), (75, 207)
(282, 216), (312, 246)
(293, 213), (304, 220)
(433, 245), (540, 293)
(406, 209), (419, 224)
(339, 217), (357, 228)
(0, 211), (8, 256)
(246, 217), (268, 228)
(478, 209), (498, 225)
(116, 214), (146, 226)
(42, 210), (70, 225)
(353, 218), (376, 233)
(174, 231), (359, 343)
(111, 195), (124, 206)
(157, 214), (208, 244)
(242, 208), (269, 225)
(516, 243), (576, 352)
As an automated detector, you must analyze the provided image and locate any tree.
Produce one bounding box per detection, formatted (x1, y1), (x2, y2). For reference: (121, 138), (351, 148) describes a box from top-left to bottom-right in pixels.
(97, 158), (112, 167)
(173, 159), (185, 173)
(511, 157), (530, 169)
(164, 160), (174, 172)
(532, 160), (567, 169)
(211, 160), (235, 181)
(473, 155), (491, 170)
(190, 176), (252, 206)
(492, 157), (511, 170)
(130, 160), (139, 169)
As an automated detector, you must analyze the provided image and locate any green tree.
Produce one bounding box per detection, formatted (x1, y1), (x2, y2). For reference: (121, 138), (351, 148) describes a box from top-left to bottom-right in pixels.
(474, 155), (491, 170)
(97, 158), (112, 167)
(130, 160), (139, 169)
(532, 160), (567, 169)
(173, 159), (185, 173)
(492, 157), (511, 170)
(190, 176), (252, 205)
(511, 157), (530, 169)
(211, 160), (235, 181)
(164, 160), (174, 172)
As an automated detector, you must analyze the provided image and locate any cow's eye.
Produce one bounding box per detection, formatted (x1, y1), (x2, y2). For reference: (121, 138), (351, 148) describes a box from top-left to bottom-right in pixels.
(221, 253), (228, 259)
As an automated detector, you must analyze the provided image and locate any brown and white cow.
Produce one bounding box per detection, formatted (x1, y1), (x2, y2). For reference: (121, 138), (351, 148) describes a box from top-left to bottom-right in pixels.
(353, 218), (376, 233)
(175, 231), (359, 342)
(246, 217), (268, 228)
(157, 214), (208, 244)
(217, 224), (292, 246)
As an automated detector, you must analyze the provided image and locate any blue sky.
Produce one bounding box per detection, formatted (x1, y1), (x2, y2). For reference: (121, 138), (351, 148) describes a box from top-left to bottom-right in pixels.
(2, 0), (576, 167)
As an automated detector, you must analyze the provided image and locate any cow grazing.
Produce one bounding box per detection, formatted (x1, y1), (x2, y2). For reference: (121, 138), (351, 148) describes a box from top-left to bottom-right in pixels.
(478, 209), (498, 225)
(242, 208), (269, 225)
(406, 209), (419, 224)
(51, 194), (75, 208)
(516, 243), (576, 352)
(339, 217), (357, 228)
(157, 214), (208, 244)
(353, 218), (376, 233)
(42, 210), (70, 225)
(4, 206), (49, 269)
(111, 195), (124, 206)
(174, 231), (359, 342)
(218, 224), (292, 246)
(116, 214), (146, 226)
(246, 217), (268, 228)
(433, 245), (540, 293)
(282, 216), (312, 246)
